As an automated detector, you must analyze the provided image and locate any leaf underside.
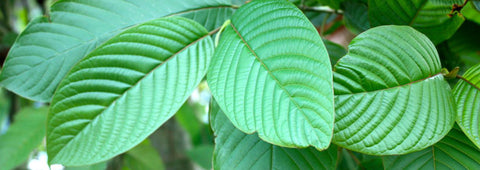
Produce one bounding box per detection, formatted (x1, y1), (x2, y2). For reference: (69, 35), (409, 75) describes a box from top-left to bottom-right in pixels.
(333, 25), (455, 155)
(47, 17), (213, 166)
(383, 126), (480, 170)
(211, 100), (337, 170)
(453, 63), (480, 149)
(207, 0), (334, 150)
(0, 0), (242, 102)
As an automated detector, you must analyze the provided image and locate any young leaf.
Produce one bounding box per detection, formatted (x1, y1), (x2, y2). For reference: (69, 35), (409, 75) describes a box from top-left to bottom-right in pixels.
(453, 63), (480, 149)
(123, 140), (165, 170)
(211, 100), (337, 170)
(47, 17), (214, 166)
(369, 0), (465, 44)
(383, 126), (480, 169)
(333, 25), (455, 155)
(207, 0), (334, 150)
(0, 0), (243, 102)
(0, 107), (48, 170)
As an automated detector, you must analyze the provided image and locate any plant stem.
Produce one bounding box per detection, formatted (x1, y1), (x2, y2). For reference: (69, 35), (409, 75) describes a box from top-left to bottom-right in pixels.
(347, 149), (362, 166)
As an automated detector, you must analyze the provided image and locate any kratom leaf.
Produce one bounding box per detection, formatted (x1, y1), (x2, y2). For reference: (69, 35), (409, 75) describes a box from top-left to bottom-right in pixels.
(208, 0), (334, 150)
(211, 100), (338, 170)
(447, 20), (480, 69)
(343, 0), (370, 34)
(383, 126), (480, 169)
(463, 1), (480, 24)
(0, 107), (48, 170)
(368, 0), (465, 44)
(333, 25), (455, 155)
(123, 140), (164, 170)
(0, 0), (243, 102)
(47, 17), (214, 166)
(453, 63), (480, 149)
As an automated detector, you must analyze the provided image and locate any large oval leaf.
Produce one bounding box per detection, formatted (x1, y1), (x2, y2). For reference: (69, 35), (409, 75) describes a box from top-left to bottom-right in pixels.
(0, 107), (48, 170)
(207, 0), (334, 150)
(211, 100), (337, 170)
(369, 0), (465, 44)
(453, 63), (480, 149)
(383, 126), (480, 169)
(333, 25), (455, 155)
(0, 0), (243, 102)
(47, 17), (214, 165)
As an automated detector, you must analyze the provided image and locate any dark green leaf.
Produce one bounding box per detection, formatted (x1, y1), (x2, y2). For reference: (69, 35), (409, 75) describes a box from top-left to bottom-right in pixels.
(333, 25), (455, 155)
(123, 140), (164, 170)
(47, 17), (214, 166)
(208, 0), (334, 150)
(211, 100), (337, 170)
(369, 0), (465, 44)
(323, 39), (347, 66)
(383, 126), (480, 169)
(187, 145), (214, 169)
(342, 1), (369, 34)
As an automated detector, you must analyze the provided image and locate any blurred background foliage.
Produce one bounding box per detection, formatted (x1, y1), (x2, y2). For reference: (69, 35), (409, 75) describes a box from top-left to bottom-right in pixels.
(0, 0), (479, 170)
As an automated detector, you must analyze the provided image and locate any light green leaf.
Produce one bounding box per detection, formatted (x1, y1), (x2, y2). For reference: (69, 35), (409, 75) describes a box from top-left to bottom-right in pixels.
(123, 140), (164, 170)
(0, 107), (48, 170)
(47, 17), (214, 166)
(207, 0), (334, 150)
(187, 145), (214, 169)
(333, 25), (455, 155)
(0, 0), (243, 102)
(211, 100), (338, 170)
(369, 0), (465, 44)
(453, 63), (480, 149)
(463, 1), (480, 24)
(383, 126), (480, 169)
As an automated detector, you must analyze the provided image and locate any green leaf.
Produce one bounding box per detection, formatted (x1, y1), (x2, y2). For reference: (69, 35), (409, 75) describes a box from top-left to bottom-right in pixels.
(453, 63), (480, 149)
(175, 102), (204, 145)
(333, 25), (456, 155)
(316, 0), (343, 9)
(473, 1), (480, 11)
(368, 0), (465, 44)
(47, 17), (214, 166)
(342, 0), (370, 34)
(211, 100), (338, 170)
(187, 145), (214, 169)
(447, 20), (480, 69)
(383, 126), (480, 169)
(65, 161), (107, 170)
(123, 140), (164, 170)
(207, 0), (334, 150)
(463, 1), (480, 24)
(0, 0), (243, 102)
(0, 107), (48, 170)
(323, 39), (347, 67)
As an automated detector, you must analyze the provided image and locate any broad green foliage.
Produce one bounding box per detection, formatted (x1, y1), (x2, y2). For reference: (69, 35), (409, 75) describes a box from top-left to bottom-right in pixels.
(0, 0), (242, 102)
(369, 0), (465, 44)
(453, 63), (480, 149)
(0, 107), (48, 170)
(463, 1), (480, 24)
(211, 100), (338, 170)
(333, 25), (455, 155)
(47, 17), (213, 165)
(208, 0), (334, 150)
(343, 0), (370, 34)
(123, 140), (164, 170)
(383, 126), (480, 169)
(447, 21), (480, 69)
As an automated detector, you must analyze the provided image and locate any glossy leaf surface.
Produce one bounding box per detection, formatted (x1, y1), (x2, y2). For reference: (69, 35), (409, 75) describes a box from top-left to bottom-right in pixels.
(208, 0), (334, 150)
(211, 100), (337, 170)
(333, 25), (455, 155)
(383, 126), (480, 169)
(453, 63), (480, 149)
(47, 17), (213, 165)
(0, 0), (242, 102)
(369, 0), (464, 44)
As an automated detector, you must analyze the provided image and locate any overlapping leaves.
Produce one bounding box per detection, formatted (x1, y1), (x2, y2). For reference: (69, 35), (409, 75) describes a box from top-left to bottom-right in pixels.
(211, 100), (337, 170)
(369, 0), (465, 44)
(208, 0), (334, 150)
(47, 17), (213, 165)
(0, 0), (243, 102)
(333, 25), (455, 155)
(453, 63), (480, 149)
